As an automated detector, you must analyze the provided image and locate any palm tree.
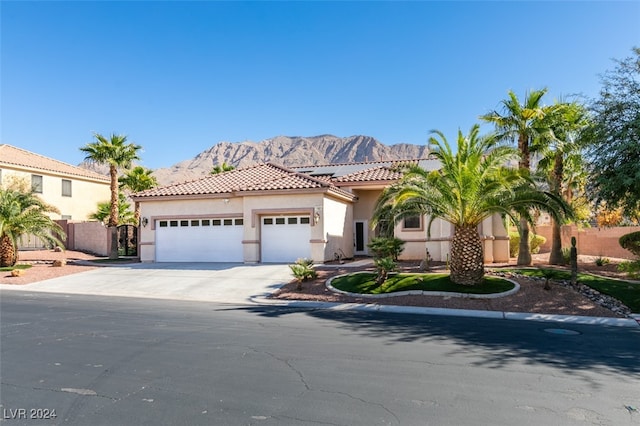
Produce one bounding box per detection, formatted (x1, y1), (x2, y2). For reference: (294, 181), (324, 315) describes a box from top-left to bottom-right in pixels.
(0, 189), (65, 267)
(211, 162), (235, 174)
(373, 125), (569, 285)
(118, 166), (158, 225)
(90, 193), (137, 226)
(80, 133), (141, 259)
(481, 89), (553, 265)
(537, 101), (591, 264)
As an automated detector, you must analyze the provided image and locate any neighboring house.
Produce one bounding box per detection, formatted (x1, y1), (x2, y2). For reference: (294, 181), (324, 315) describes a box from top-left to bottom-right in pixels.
(0, 144), (111, 247)
(133, 160), (509, 264)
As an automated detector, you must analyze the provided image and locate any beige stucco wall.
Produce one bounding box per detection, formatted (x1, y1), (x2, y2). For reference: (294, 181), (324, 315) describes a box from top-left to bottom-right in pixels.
(322, 196), (353, 261)
(397, 214), (508, 263)
(71, 221), (110, 256)
(1, 167), (110, 220)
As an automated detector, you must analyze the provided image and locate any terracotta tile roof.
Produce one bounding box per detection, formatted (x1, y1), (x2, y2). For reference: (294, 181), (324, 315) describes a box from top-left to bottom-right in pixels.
(332, 166), (404, 183)
(0, 144), (110, 182)
(133, 163), (355, 199)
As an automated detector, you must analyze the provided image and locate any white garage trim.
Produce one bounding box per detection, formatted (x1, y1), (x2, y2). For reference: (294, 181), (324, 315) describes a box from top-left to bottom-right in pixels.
(156, 217), (243, 262)
(261, 215), (311, 263)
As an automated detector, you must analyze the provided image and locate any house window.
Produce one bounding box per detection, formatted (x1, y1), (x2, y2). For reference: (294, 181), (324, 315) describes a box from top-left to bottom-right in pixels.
(275, 218), (285, 225)
(264, 218), (273, 225)
(202, 219), (210, 226)
(61, 215), (72, 220)
(212, 219), (221, 226)
(403, 215), (422, 230)
(170, 220), (178, 227)
(180, 220), (189, 226)
(159, 221), (168, 227)
(288, 217), (298, 225)
(191, 220), (200, 226)
(300, 217), (310, 224)
(32, 175), (43, 193)
(234, 219), (243, 225)
(62, 179), (72, 197)
(223, 219), (233, 226)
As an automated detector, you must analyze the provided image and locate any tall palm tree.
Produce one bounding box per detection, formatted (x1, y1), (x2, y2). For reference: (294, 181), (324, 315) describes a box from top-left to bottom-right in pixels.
(373, 125), (569, 285)
(538, 101), (591, 264)
(118, 166), (158, 225)
(80, 133), (142, 259)
(0, 189), (65, 267)
(480, 88), (553, 265)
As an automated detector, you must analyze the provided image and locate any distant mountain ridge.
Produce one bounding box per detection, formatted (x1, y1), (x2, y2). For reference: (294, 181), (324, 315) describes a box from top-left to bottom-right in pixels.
(151, 135), (430, 186)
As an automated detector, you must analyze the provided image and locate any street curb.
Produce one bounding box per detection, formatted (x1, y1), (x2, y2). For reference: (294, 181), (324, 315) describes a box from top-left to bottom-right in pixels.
(251, 297), (640, 328)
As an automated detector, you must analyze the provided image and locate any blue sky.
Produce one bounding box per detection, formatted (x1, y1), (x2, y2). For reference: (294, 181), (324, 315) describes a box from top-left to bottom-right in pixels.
(2, 1), (639, 170)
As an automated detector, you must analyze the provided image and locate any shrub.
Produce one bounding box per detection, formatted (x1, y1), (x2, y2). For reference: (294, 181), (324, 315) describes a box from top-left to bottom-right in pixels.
(509, 232), (546, 257)
(619, 231), (640, 257)
(509, 232), (520, 257)
(368, 237), (405, 260)
(289, 258), (317, 290)
(561, 247), (571, 264)
(618, 259), (640, 279)
(530, 234), (546, 254)
(594, 257), (610, 266)
(374, 256), (397, 287)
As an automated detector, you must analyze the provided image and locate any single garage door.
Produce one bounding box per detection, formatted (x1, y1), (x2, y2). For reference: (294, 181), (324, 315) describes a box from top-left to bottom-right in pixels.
(156, 218), (243, 262)
(261, 215), (311, 263)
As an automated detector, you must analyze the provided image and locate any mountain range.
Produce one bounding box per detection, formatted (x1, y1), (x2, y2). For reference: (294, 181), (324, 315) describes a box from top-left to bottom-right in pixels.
(150, 135), (430, 186)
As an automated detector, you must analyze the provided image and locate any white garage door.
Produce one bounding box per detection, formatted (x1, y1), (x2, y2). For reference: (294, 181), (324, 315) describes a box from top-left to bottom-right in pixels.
(156, 218), (243, 262)
(261, 216), (311, 263)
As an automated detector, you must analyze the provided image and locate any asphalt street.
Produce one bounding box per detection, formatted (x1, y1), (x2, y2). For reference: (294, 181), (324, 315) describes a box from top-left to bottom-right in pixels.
(1, 291), (639, 426)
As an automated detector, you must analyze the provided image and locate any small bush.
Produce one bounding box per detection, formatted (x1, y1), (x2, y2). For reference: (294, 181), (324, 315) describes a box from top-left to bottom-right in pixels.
(618, 259), (640, 279)
(374, 256), (397, 287)
(509, 232), (520, 257)
(530, 234), (546, 254)
(594, 257), (610, 266)
(509, 232), (546, 257)
(619, 231), (640, 257)
(289, 258), (317, 290)
(561, 247), (571, 264)
(368, 237), (405, 260)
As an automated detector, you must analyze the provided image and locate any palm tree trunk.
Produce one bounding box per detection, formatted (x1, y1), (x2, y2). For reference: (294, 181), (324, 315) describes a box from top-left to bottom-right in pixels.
(1, 234), (16, 267)
(549, 218), (564, 265)
(549, 153), (564, 265)
(517, 217), (532, 266)
(450, 225), (484, 285)
(108, 164), (119, 260)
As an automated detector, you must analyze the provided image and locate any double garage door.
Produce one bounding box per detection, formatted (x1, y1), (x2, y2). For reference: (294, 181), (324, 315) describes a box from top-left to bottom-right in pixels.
(155, 215), (311, 263)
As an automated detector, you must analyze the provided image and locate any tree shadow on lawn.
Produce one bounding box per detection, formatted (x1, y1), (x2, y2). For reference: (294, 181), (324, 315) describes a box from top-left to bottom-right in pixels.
(238, 305), (640, 377)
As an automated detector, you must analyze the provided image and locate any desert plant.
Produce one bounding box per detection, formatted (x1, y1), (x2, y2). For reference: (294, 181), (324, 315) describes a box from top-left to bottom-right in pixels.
(509, 232), (520, 257)
(367, 237), (405, 261)
(619, 231), (640, 258)
(509, 232), (546, 257)
(288, 258), (317, 290)
(374, 257), (397, 287)
(618, 260), (640, 279)
(561, 247), (571, 264)
(530, 234), (546, 254)
(594, 257), (610, 266)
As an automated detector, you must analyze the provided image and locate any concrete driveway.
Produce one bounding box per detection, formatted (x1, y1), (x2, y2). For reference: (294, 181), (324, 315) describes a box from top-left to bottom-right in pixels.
(1, 263), (293, 304)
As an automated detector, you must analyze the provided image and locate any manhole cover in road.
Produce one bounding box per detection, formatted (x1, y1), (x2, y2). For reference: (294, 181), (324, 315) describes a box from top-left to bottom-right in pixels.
(544, 328), (581, 335)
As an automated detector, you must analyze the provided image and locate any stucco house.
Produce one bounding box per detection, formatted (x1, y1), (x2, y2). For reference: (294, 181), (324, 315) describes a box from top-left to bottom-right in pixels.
(0, 144), (111, 220)
(0, 144), (111, 249)
(133, 160), (509, 264)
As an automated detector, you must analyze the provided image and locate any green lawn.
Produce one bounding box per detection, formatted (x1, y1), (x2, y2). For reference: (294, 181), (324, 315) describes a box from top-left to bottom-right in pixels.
(504, 268), (640, 313)
(330, 272), (515, 295)
(0, 264), (32, 272)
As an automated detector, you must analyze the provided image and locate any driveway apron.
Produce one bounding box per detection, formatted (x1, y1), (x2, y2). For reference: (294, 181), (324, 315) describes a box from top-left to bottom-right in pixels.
(0, 263), (292, 304)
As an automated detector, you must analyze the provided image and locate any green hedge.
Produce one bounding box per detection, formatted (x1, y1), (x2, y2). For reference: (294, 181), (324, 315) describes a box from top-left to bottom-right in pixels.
(509, 231), (547, 257)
